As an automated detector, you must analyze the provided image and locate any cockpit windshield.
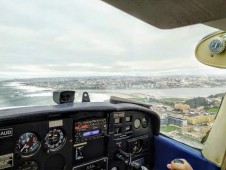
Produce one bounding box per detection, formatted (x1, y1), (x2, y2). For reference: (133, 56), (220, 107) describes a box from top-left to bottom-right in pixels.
(0, 0), (225, 149)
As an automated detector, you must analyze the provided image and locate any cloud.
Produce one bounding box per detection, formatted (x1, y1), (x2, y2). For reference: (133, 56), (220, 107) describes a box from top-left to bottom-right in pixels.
(0, 0), (223, 78)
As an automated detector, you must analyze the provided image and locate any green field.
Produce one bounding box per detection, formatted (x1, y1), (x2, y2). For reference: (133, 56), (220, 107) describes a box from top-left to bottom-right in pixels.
(176, 132), (201, 143)
(207, 107), (219, 113)
(160, 125), (179, 132)
(159, 98), (187, 106)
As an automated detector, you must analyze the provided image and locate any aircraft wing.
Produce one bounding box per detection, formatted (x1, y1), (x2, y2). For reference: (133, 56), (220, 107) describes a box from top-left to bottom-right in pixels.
(101, 0), (226, 30)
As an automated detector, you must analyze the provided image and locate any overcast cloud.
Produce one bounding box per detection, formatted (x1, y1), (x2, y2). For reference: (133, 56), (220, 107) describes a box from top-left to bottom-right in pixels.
(0, 0), (225, 78)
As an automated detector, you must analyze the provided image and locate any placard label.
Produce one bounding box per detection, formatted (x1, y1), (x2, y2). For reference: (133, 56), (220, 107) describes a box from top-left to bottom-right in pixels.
(0, 153), (13, 169)
(0, 128), (13, 138)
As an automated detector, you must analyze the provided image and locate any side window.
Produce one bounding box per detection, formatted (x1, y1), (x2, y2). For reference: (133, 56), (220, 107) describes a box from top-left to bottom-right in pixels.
(150, 93), (223, 148)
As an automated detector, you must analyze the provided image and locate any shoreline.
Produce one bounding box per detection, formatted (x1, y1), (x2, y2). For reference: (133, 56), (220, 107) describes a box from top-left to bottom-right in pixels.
(2, 81), (226, 99)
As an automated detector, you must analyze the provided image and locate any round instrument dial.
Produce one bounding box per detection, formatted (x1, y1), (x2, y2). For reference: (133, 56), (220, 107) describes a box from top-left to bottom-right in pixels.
(132, 140), (143, 154)
(142, 117), (149, 128)
(44, 129), (66, 152)
(16, 132), (40, 157)
(209, 38), (225, 54)
(17, 161), (39, 170)
(134, 119), (141, 129)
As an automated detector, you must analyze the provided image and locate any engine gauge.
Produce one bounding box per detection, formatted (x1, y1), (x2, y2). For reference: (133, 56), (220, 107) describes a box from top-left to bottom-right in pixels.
(132, 140), (143, 154)
(44, 128), (66, 152)
(17, 161), (39, 170)
(16, 132), (40, 157)
(142, 117), (149, 128)
(134, 119), (141, 129)
(209, 37), (225, 54)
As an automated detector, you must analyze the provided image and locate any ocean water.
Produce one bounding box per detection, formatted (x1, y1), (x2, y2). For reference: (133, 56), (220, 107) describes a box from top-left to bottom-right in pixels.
(0, 81), (225, 109)
(0, 82), (54, 109)
(0, 82), (113, 109)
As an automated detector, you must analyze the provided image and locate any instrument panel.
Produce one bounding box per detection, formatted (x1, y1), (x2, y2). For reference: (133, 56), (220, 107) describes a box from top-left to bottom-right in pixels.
(0, 103), (160, 170)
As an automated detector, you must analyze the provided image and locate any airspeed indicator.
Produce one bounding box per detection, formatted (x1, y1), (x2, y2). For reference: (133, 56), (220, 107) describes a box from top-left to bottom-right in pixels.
(16, 132), (40, 157)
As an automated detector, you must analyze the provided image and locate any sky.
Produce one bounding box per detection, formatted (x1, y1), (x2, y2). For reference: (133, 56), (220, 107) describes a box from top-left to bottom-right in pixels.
(0, 0), (225, 79)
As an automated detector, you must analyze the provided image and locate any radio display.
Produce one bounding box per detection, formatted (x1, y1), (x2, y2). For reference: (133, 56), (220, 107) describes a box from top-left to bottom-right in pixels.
(83, 130), (100, 137)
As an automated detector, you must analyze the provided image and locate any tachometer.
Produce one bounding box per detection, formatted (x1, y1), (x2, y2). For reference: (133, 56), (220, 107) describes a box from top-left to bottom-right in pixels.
(16, 132), (40, 157)
(44, 128), (66, 152)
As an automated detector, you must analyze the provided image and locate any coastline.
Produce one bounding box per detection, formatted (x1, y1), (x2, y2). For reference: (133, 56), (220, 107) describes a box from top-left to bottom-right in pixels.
(0, 81), (225, 109)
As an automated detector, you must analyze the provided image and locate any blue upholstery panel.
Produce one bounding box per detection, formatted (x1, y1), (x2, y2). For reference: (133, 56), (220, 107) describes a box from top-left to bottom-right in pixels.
(154, 135), (220, 170)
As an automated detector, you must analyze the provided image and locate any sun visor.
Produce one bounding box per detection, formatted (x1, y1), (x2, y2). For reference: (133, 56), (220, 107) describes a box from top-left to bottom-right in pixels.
(205, 18), (226, 31)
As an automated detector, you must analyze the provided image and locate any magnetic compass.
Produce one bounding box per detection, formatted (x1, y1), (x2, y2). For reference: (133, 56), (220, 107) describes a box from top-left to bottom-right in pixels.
(209, 37), (225, 54)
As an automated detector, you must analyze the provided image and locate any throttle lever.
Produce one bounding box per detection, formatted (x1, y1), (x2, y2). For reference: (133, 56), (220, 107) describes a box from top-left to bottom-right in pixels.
(116, 151), (149, 170)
